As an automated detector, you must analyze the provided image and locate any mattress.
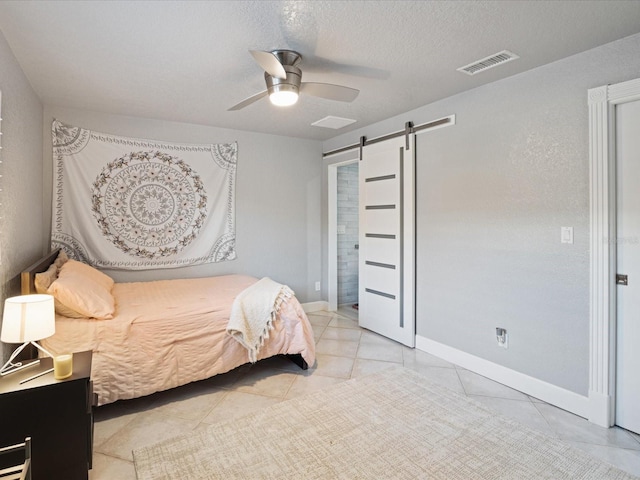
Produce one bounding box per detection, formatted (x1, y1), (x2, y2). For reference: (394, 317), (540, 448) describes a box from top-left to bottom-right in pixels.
(40, 274), (316, 405)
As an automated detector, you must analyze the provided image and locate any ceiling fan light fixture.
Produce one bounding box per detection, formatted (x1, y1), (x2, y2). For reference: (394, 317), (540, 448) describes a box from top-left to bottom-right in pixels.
(270, 90), (299, 107)
(268, 81), (299, 107)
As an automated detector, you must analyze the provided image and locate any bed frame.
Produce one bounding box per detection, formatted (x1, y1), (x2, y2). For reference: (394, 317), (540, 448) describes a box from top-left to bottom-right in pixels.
(20, 248), (309, 370)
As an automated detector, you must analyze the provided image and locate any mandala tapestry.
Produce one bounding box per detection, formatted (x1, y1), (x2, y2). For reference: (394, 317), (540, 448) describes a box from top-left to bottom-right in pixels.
(51, 120), (237, 269)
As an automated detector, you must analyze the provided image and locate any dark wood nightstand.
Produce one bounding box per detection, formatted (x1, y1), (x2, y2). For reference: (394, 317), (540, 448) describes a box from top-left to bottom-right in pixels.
(0, 350), (93, 480)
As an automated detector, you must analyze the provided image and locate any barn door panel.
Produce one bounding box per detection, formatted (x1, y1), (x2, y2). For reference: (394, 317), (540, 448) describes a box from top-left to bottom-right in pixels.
(358, 135), (415, 347)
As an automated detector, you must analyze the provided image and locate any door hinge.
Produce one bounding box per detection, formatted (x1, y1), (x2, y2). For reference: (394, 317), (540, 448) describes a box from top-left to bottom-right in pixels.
(616, 274), (628, 285)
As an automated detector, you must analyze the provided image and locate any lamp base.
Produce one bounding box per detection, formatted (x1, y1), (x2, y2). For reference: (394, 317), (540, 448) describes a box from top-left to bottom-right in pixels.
(0, 359), (40, 376)
(0, 341), (52, 376)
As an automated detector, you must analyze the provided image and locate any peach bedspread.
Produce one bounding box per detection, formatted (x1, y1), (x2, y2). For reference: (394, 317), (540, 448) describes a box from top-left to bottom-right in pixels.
(40, 274), (316, 405)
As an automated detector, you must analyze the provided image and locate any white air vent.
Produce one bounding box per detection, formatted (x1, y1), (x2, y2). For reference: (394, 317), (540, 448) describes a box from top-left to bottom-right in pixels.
(311, 116), (356, 129)
(457, 50), (519, 76)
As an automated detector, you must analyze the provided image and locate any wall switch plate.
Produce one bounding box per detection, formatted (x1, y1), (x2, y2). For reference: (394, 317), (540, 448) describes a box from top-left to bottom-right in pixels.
(337, 225), (346, 235)
(561, 226), (573, 244)
(496, 327), (508, 349)
(315, 281), (321, 291)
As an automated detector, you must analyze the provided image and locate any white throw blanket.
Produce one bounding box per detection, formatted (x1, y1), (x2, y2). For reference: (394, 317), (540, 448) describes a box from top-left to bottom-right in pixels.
(227, 277), (294, 362)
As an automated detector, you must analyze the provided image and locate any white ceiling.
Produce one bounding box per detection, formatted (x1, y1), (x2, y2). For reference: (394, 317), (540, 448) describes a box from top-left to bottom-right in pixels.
(1, 0), (639, 141)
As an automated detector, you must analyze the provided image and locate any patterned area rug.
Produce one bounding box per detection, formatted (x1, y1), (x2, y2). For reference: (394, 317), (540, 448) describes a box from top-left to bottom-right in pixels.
(133, 367), (637, 479)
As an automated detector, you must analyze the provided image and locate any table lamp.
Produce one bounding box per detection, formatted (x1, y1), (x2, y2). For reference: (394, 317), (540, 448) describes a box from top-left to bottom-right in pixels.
(0, 294), (55, 376)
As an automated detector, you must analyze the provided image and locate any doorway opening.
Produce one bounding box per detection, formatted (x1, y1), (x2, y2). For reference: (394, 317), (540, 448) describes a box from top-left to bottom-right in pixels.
(336, 162), (359, 319)
(328, 156), (359, 316)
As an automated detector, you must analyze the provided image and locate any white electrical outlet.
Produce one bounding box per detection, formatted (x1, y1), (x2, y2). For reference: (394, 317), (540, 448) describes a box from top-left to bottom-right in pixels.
(315, 281), (321, 291)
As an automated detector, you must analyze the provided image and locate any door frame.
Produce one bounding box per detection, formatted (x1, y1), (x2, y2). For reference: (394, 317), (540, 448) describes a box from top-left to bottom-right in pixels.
(328, 154), (360, 312)
(588, 77), (640, 427)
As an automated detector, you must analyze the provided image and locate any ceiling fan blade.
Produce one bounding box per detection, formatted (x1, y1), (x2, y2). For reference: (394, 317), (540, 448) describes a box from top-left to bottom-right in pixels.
(227, 90), (268, 111)
(249, 50), (287, 79)
(300, 82), (359, 102)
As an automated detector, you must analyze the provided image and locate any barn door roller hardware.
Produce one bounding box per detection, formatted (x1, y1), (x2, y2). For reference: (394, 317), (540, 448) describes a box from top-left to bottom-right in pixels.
(323, 116), (453, 158)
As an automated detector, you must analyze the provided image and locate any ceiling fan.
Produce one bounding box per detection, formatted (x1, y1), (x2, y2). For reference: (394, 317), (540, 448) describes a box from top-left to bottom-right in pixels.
(228, 50), (360, 111)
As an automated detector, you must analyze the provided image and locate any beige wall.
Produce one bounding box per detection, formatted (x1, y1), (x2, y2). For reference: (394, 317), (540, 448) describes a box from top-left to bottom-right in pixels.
(0, 31), (44, 362)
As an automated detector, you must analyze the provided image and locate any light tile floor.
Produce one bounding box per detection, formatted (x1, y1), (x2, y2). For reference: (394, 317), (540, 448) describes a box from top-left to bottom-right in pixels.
(89, 310), (640, 479)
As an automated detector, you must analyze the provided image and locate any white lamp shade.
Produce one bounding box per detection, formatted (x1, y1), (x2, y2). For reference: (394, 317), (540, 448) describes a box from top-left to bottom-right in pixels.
(1, 294), (55, 343)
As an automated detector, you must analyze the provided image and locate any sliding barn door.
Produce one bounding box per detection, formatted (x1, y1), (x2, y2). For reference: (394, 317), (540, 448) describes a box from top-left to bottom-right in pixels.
(358, 135), (415, 347)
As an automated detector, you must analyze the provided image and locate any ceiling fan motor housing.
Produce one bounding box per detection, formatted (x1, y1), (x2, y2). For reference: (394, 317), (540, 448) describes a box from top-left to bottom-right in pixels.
(272, 49), (302, 67)
(265, 64), (302, 96)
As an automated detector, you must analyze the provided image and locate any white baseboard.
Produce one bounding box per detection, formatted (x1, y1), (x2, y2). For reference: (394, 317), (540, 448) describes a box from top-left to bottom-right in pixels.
(415, 335), (590, 419)
(302, 301), (329, 313)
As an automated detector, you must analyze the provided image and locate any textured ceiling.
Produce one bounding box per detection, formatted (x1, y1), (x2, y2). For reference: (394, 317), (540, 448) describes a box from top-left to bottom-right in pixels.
(0, 0), (639, 141)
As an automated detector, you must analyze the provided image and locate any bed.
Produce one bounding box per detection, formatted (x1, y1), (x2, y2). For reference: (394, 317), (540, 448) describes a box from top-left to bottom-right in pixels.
(22, 249), (316, 405)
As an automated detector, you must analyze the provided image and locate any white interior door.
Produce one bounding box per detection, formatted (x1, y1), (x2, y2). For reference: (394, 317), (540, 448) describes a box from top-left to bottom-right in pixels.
(615, 99), (640, 434)
(358, 135), (415, 347)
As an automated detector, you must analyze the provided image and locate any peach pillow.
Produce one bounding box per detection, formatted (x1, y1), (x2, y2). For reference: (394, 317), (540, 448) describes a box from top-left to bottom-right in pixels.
(47, 259), (115, 319)
(34, 263), (58, 293)
(34, 250), (70, 293)
(53, 249), (69, 269)
(35, 262), (84, 318)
